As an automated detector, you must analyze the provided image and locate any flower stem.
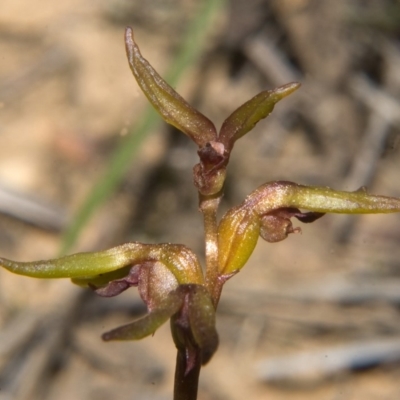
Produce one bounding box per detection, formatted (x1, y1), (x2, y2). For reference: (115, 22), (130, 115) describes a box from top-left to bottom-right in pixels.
(200, 193), (223, 306)
(173, 348), (202, 400)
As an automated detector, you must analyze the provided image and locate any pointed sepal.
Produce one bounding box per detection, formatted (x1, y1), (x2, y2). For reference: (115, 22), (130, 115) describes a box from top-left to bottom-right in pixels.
(0, 242), (204, 286)
(250, 182), (400, 215)
(125, 27), (217, 147)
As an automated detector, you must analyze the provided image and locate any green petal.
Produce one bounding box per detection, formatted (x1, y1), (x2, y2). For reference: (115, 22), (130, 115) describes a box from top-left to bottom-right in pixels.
(218, 207), (260, 274)
(102, 290), (183, 341)
(219, 83), (300, 150)
(187, 285), (218, 365)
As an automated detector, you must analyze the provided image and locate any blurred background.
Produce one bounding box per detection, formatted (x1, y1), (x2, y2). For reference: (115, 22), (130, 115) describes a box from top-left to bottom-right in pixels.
(1, 0), (400, 399)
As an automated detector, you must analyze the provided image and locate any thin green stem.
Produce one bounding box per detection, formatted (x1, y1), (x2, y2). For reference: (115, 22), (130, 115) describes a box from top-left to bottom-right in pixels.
(200, 193), (222, 307)
(173, 348), (202, 400)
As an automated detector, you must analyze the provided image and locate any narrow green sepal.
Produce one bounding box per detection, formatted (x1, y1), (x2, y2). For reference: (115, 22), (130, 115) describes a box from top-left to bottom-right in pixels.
(249, 181), (400, 215)
(0, 246), (133, 279)
(0, 242), (204, 285)
(125, 27), (217, 147)
(217, 181), (400, 275)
